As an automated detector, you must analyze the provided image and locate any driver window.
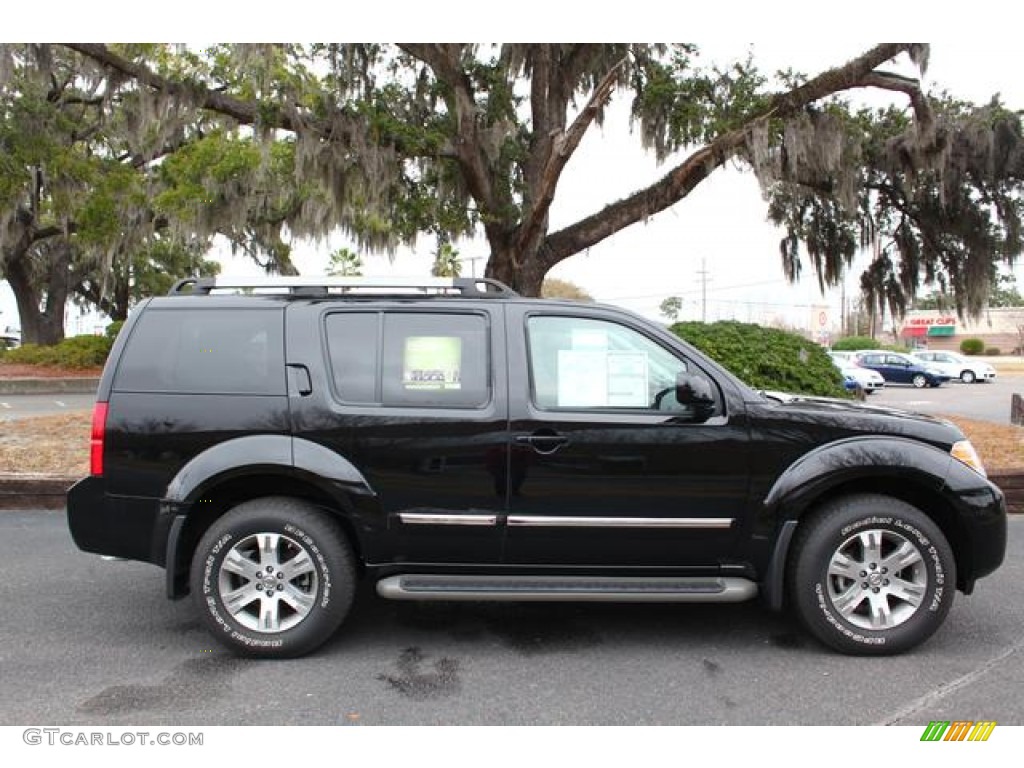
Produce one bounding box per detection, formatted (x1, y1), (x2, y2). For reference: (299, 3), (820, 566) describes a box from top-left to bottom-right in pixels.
(526, 315), (691, 412)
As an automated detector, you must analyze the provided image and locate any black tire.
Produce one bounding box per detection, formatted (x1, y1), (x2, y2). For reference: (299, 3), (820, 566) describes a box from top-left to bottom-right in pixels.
(190, 497), (356, 659)
(961, 370), (976, 384)
(788, 494), (955, 655)
(911, 373), (927, 388)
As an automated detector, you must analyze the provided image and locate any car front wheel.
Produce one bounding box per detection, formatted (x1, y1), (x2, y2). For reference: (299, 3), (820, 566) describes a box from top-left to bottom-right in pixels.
(788, 494), (955, 655)
(911, 373), (928, 388)
(961, 370), (976, 384)
(190, 497), (356, 658)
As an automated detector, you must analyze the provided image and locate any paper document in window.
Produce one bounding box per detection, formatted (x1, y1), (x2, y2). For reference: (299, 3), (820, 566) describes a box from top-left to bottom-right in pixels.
(556, 350), (648, 407)
(403, 336), (462, 390)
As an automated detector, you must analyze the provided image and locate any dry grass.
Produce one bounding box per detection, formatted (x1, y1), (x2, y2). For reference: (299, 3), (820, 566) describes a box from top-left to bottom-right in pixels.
(0, 411), (91, 475)
(938, 415), (1023, 473)
(2, 408), (1021, 479)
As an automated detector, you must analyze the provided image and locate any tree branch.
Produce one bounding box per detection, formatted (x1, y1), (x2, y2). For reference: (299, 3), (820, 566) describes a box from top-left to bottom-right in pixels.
(517, 56), (626, 256)
(64, 43), (363, 145)
(397, 43), (500, 231)
(543, 43), (923, 266)
(856, 70), (934, 136)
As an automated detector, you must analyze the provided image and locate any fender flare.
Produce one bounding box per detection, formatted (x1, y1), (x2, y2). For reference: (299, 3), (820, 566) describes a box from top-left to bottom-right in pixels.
(759, 436), (953, 611)
(162, 435), (373, 597)
(164, 434), (371, 505)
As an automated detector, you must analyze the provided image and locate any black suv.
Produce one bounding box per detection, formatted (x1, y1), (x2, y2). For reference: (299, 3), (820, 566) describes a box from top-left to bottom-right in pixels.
(67, 276), (1007, 658)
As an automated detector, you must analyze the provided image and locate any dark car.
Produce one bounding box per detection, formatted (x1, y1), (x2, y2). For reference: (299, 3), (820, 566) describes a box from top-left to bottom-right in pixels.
(67, 277), (1006, 659)
(853, 350), (948, 388)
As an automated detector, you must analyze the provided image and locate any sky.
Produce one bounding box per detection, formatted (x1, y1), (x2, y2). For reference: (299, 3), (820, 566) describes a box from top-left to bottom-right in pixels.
(3, 33), (1024, 339)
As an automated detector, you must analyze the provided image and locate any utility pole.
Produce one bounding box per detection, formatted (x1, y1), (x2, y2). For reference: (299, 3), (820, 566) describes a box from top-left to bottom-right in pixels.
(696, 258), (711, 322)
(460, 256), (487, 278)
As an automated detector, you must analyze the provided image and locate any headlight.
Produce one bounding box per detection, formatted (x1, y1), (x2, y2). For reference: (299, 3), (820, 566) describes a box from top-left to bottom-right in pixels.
(951, 440), (987, 477)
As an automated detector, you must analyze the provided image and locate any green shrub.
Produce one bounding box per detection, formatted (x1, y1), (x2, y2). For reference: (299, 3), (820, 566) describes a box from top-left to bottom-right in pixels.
(105, 320), (125, 340)
(960, 338), (985, 356)
(985, 347), (1000, 356)
(669, 320), (849, 398)
(830, 336), (880, 351)
(1, 334), (113, 369)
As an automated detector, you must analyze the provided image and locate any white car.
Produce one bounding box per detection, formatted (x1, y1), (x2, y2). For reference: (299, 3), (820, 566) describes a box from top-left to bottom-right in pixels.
(833, 359), (885, 394)
(911, 351), (996, 383)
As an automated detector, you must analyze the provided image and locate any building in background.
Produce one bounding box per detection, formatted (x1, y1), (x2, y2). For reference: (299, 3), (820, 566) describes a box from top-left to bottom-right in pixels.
(899, 308), (1024, 353)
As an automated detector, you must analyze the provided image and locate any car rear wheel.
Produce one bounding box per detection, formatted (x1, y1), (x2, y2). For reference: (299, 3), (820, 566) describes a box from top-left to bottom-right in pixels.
(191, 497), (356, 658)
(788, 494), (955, 655)
(961, 370), (976, 384)
(911, 373), (927, 388)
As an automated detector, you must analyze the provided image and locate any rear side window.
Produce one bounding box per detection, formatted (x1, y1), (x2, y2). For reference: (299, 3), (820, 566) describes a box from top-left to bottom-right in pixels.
(113, 309), (285, 394)
(326, 312), (490, 408)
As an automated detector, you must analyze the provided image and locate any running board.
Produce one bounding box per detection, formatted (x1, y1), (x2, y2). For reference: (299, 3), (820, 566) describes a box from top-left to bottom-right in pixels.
(376, 575), (757, 603)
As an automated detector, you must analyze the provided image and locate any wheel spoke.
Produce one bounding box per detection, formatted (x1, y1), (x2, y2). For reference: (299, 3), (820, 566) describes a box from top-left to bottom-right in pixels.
(828, 552), (860, 579)
(832, 583), (866, 618)
(280, 583), (315, 616)
(222, 548), (258, 578)
(281, 550), (315, 582)
(867, 592), (893, 628)
(258, 533), (281, 569)
(858, 530), (883, 564)
(881, 541), (922, 573)
(259, 595), (281, 631)
(886, 576), (926, 607)
(223, 583), (261, 615)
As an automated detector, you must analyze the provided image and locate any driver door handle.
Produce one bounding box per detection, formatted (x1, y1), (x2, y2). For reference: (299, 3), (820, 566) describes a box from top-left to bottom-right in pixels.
(515, 431), (569, 454)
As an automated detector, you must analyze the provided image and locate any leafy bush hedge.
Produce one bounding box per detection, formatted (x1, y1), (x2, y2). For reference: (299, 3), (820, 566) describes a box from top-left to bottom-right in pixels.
(985, 347), (1001, 356)
(960, 338), (985, 356)
(0, 334), (113, 369)
(830, 336), (880, 351)
(105, 320), (125, 340)
(669, 320), (849, 398)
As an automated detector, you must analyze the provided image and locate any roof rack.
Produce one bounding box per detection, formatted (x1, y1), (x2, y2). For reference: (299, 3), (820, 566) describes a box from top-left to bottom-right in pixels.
(167, 276), (518, 298)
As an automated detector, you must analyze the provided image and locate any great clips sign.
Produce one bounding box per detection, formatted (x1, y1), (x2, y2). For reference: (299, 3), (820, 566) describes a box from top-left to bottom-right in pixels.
(906, 317), (956, 327)
(903, 316), (956, 337)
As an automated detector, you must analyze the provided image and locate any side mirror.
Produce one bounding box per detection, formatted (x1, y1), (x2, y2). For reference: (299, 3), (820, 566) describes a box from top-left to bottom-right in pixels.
(675, 372), (716, 422)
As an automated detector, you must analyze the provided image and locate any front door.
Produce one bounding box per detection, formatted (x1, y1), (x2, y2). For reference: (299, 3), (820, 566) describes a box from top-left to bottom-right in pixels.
(502, 308), (750, 568)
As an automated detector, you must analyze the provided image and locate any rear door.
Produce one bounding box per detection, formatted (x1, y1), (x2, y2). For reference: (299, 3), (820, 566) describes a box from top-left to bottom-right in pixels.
(286, 301), (510, 566)
(502, 306), (749, 568)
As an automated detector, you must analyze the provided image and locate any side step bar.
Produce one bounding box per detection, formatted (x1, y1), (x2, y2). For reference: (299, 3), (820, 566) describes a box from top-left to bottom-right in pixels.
(376, 574), (758, 603)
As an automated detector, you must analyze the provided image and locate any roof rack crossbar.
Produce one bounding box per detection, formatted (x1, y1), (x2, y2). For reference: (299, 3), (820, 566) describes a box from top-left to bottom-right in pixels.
(167, 276), (518, 298)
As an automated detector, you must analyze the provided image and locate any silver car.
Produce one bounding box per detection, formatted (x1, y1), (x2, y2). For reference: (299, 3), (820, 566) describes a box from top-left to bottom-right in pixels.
(911, 351), (996, 384)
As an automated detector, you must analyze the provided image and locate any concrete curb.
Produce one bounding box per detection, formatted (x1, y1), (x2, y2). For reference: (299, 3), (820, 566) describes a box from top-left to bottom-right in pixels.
(0, 474), (77, 509)
(0, 377), (99, 395)
(2, 471), (1022, 513)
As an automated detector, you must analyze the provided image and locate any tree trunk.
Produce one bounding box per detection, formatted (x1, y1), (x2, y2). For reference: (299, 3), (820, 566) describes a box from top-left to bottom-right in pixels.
(4, 244), (69, 346)
(484, 235), (547, 297)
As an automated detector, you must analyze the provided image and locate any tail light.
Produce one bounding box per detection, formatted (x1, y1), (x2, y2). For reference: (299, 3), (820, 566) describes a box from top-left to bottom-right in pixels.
(90, 402), (108, 476)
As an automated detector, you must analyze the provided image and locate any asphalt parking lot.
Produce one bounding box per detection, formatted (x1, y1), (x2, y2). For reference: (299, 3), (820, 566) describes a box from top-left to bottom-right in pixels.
(869, 373), (1022, 425)
(1, 509), (1021, 726)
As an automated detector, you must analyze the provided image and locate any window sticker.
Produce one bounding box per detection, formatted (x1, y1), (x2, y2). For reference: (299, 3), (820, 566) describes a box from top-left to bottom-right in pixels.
(556, 350), (648, 407)
(607, 351), (648, 406)
(403, 336), (462, 390)
(557, 349), (608, 406)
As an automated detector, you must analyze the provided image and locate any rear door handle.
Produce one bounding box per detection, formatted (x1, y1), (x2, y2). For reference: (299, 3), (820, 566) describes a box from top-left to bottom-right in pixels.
(514, 431), (569, 454)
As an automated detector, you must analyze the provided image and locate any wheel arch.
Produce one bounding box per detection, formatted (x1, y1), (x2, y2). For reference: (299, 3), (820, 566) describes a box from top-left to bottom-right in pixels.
(162, 436), (375, 598)
(760, 438), (974, 609)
